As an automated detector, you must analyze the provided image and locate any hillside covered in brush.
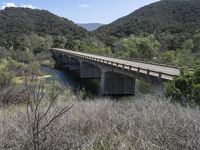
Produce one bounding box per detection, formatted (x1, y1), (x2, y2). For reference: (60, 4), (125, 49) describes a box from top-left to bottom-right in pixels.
(0, 7), (88, 49)
(95, 0), (200, 50)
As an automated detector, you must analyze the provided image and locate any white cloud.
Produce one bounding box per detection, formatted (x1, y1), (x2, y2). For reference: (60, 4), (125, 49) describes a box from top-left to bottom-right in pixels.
(21, 4), (36, 9)
(1, 2), (17, 10)
(78, 4), (89, 8)
(1, 2), (37, 10)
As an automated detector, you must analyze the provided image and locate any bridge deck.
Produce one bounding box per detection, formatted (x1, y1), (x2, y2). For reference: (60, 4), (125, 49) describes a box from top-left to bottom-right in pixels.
(52, 48), (180, 80)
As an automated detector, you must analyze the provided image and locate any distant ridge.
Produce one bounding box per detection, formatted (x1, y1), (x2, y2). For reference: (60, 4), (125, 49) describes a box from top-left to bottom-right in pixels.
(78, 23), (104, 31)
(0, 7), (88, 42)
(94, 0), (200, 50)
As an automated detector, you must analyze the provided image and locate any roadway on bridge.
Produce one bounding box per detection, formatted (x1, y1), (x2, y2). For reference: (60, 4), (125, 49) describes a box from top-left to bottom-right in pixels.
(52, 48), (180, 80)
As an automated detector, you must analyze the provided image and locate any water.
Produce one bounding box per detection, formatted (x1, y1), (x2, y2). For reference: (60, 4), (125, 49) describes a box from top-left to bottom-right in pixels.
(41, 66), (153, 98)
(41, 67), (101, 97)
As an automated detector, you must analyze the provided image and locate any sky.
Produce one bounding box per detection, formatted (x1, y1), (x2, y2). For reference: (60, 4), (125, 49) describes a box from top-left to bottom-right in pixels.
(0, 0), (160, 24)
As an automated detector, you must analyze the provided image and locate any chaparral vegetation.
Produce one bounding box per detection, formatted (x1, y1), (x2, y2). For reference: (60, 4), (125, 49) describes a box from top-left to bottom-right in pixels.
(0, 0), (200, 149)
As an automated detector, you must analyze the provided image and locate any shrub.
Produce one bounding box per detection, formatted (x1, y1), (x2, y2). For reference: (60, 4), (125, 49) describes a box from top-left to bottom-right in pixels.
(114, 35), (160, 60)
(0, 59), (15, 89)
(192, 84), (200, 104)
(0, 95), (200, 150)
(165, 81), (182, 101)
(165, 66), (200, 105)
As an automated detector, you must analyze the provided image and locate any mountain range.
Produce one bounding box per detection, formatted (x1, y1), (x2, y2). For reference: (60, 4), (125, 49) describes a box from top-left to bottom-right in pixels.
(0, 7), (88, 48)
(95, 0), (200, 50)
(78, 23), (104, 31)
(0, 0), (200, 51)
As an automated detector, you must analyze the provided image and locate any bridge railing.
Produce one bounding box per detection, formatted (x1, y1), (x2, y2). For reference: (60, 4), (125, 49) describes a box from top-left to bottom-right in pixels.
(89, 56), (175, 78)
(103, 55), (180, 69)
(77, 51), (180, 70)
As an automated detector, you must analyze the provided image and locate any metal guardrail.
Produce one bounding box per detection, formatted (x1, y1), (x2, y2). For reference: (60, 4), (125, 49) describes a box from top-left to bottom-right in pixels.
(51, 48), (180, 80)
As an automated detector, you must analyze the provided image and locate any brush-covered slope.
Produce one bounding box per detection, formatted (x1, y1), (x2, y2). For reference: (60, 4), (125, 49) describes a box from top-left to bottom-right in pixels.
(0, 7), (88, 47)
(95, 0), (200, 49)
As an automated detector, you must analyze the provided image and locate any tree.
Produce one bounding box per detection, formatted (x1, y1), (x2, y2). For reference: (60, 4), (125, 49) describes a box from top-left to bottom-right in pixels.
(24, 75), (72, 150)
(136, 35), (160, 60)
(53, 36), (68, 48)
(114, 35), (160, 60)
(0, 59), (14, 89)
(16, 34), (53, 54)
(0, 46), (11, 59)
(193, 30), (200, 53)
(160, 50), (176, 64)
(175, 48), (193, 67)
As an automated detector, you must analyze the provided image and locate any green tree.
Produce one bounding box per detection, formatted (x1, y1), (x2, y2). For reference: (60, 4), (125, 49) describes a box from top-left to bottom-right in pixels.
(17, 34), (53, 54)
(114, 35), (160, 60)
(160, 51), (176, 64)
(193, 30), (200, 53)
(136, 35), (160, 60)
(0, 46), (11, 59)
(0, 58), (31, 89)
(175, 48), (193, 67)
(53, 36), (68, 48)
(0, 59), (14, 89)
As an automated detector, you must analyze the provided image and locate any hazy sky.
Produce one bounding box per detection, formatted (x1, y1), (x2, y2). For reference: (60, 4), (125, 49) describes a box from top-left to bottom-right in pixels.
(0, 0), (160, 24)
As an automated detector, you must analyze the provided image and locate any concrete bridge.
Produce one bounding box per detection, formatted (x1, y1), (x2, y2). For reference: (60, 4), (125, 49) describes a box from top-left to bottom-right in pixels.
(51, 48), (180, 95)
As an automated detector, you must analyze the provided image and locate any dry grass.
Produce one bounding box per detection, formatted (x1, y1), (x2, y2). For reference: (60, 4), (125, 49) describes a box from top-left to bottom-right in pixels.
(0, 94), (200, 150)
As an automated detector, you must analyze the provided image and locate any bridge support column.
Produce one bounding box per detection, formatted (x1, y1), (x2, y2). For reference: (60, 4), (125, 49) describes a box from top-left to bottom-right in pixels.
(52, 52), (63, 63)
(80, 62), (101, 79)
(52, 52), (70, 68)
(62, 54), (70, 67)
(69, 57), (80, 71)
(100, 71), (105, 95)
(100, 71), (136, 95)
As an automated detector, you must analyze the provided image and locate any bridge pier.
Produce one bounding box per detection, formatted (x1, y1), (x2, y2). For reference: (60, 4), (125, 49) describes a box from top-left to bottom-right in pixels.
(62, 54), (70, 67)
(52, 52), (63, 63)
(80, 62), (101, 79)
(69, 57), (80, 71)
(52, 52), (70, 67)
(100, 71), (136, 95)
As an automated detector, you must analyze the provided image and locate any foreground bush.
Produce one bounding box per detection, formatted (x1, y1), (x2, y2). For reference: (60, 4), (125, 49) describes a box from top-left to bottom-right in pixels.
(0, 95), (200, 150)
(165, 66), (200, 105)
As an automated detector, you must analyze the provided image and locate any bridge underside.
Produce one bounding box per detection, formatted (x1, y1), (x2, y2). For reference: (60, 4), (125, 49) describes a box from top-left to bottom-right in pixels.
(69, 57), (80, 71)
(52, 53), (69, 68)
(62, 55), (69, 67)
(101, 72), (135, 95)
(80, 62), (101, 79)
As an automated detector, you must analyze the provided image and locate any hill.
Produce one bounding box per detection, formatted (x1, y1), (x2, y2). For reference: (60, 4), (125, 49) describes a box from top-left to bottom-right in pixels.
(94, 0), (200, 50)
(78, 23), (104, 31)
(0, 7), (88, 48)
